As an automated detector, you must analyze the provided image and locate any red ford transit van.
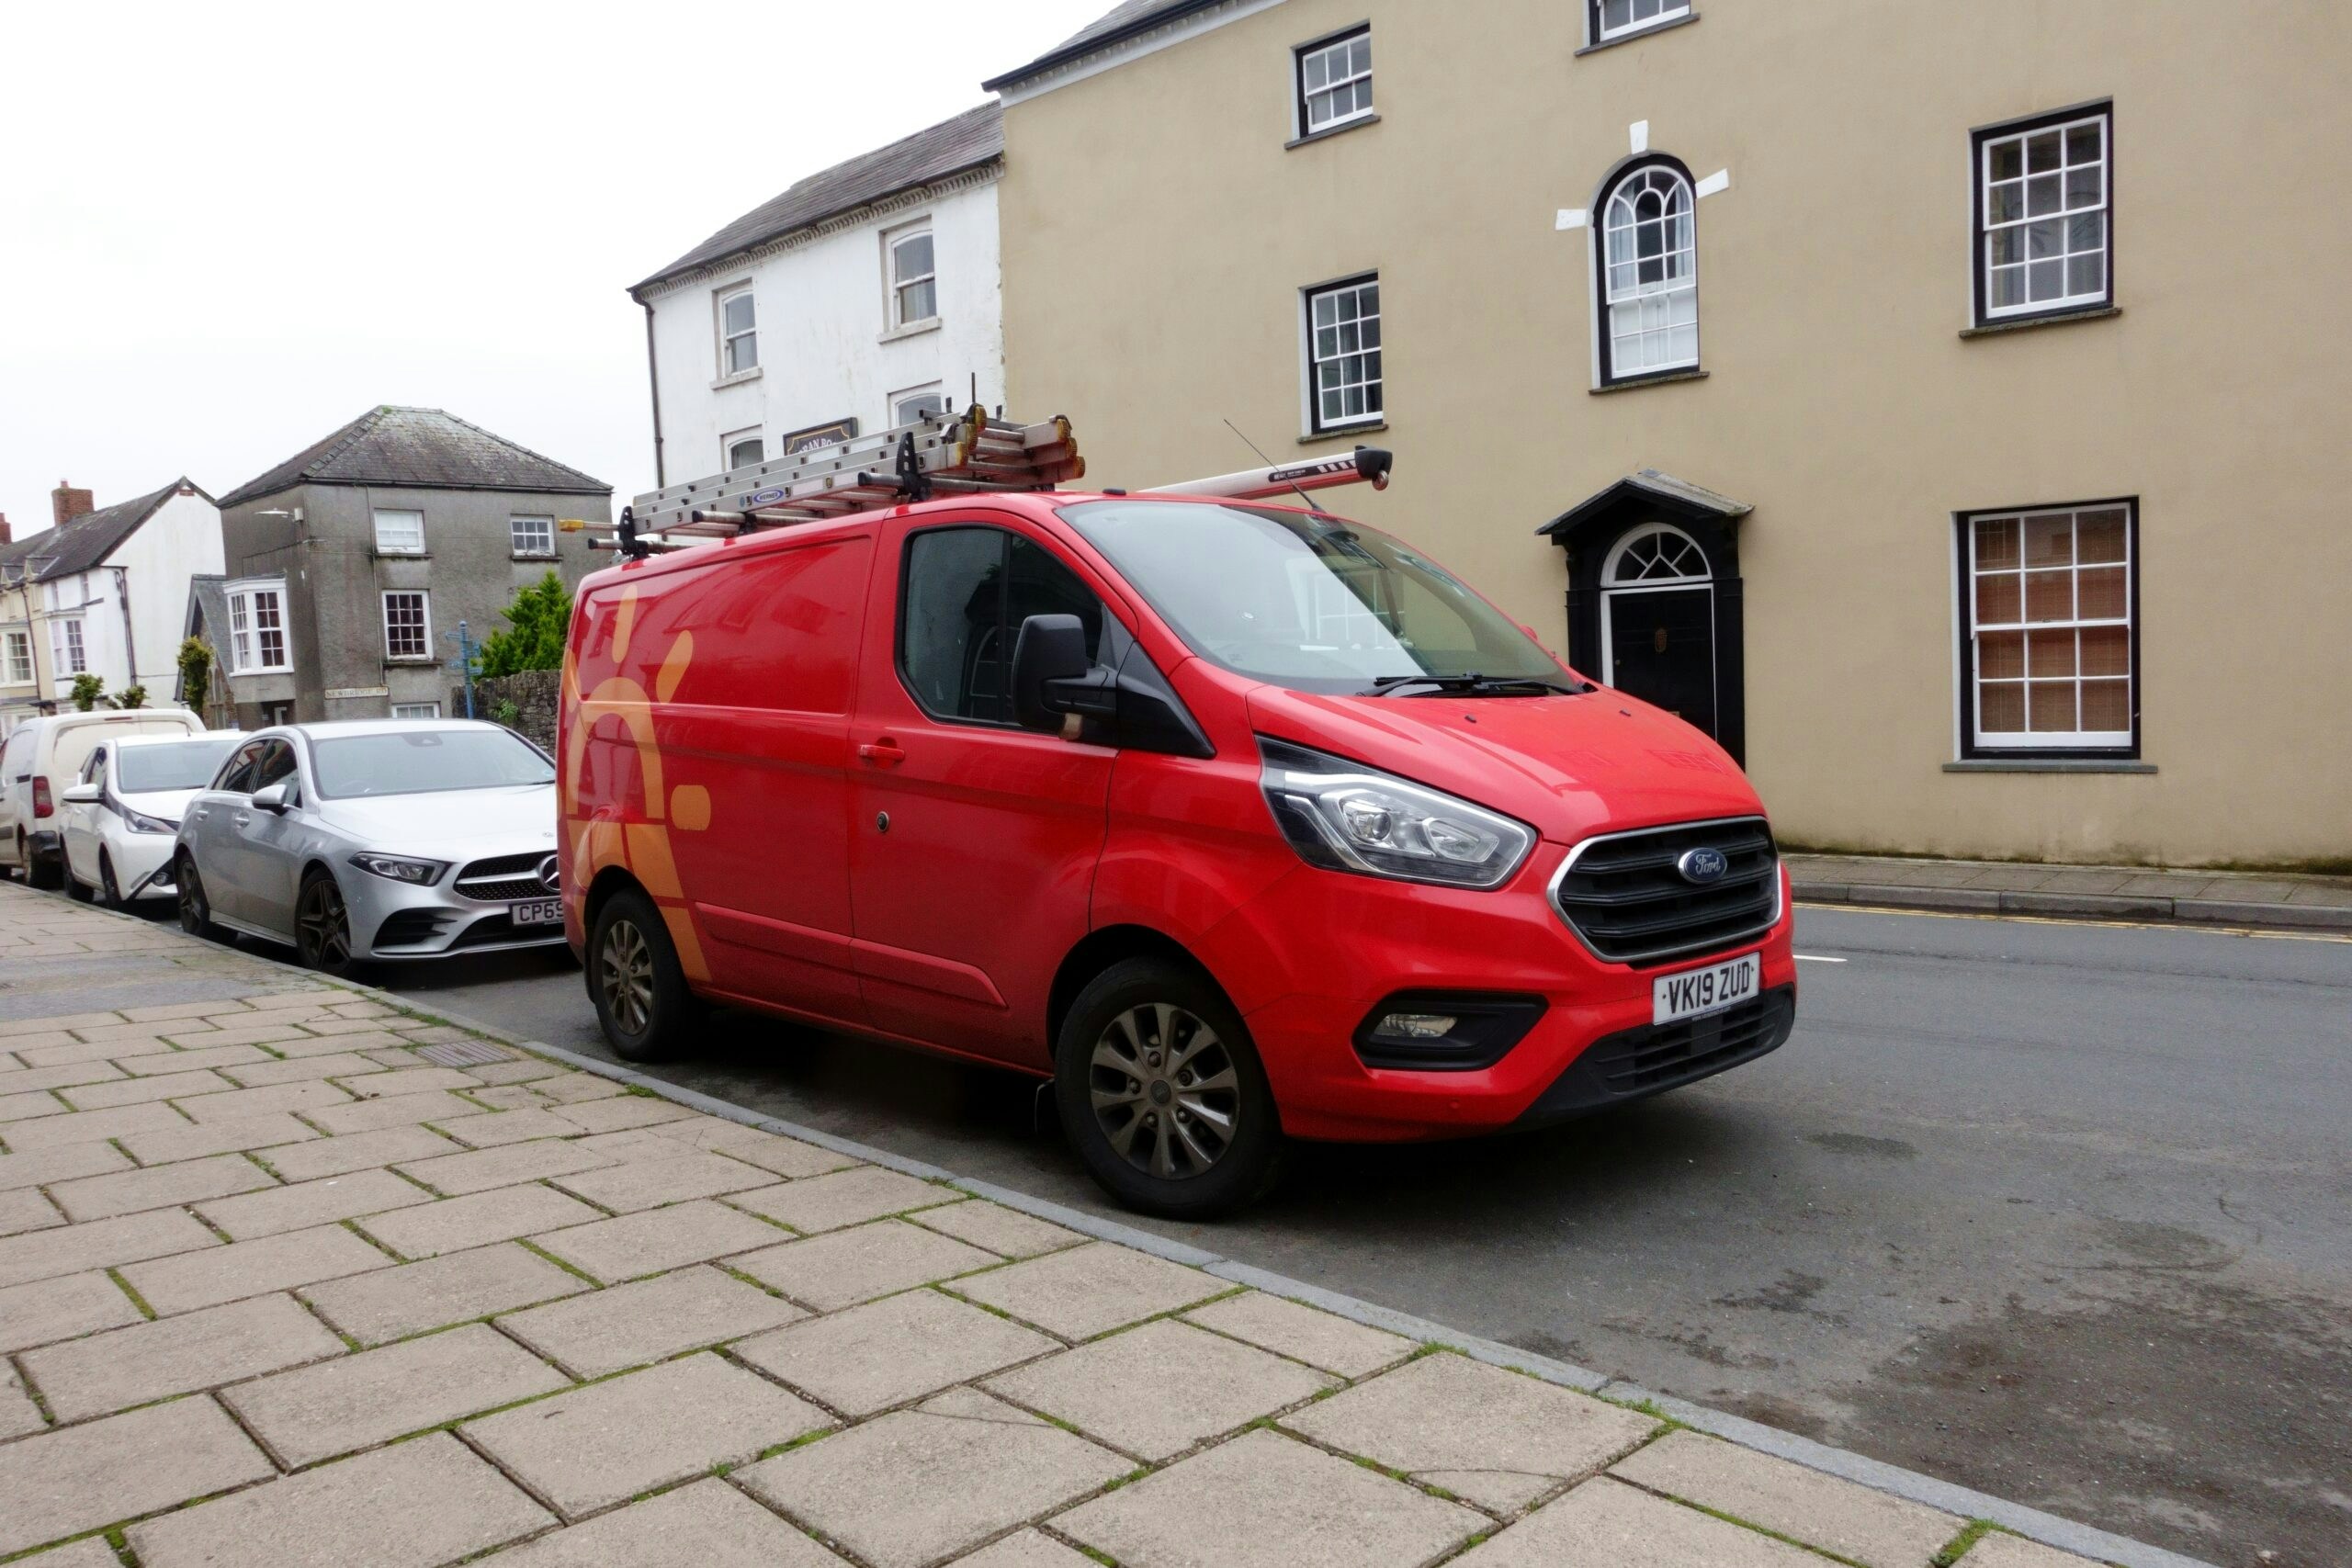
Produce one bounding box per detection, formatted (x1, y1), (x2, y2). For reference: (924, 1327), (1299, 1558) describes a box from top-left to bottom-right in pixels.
(560, 487), (1795, 1216)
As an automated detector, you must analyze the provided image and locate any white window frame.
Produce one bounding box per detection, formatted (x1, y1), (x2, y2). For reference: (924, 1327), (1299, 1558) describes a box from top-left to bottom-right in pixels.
(52, 617), (87, 676)
(1974, 106), (2112, 324)
(224, 580), (292, 675)
(1591, 0), (1692, 44)
(1960, 502), (2136, 755)
(890, 384), (949, 427)
(1301, 274), (1384, 435)
(371, 507), (425, 556)
(718, 285), (758, 376)
(509, 515), (555, 558)
(390, 702), (441, 719)
(722, 428), (765, 471)
(382, 590), (433, 663)
(886, 223), (938, 330)
(1295, 26), (1374, 138)
(3, 629), (31, 684)
(1599, 162), (1699, 383)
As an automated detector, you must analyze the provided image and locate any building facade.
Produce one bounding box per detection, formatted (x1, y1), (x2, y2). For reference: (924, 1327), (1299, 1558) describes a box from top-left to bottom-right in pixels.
(209, 407), (609, 728)
(0, 479), (223, 726)
(628, 104), (1006, 490)
(987, 0), (2352, 867)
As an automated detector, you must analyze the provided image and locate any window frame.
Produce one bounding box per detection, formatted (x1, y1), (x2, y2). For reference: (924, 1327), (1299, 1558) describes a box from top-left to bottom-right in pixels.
(390, 702), (441, 719)
(381, 590), (434, 664)
(1293, 23), (1374, 141)
(886, 223), (938, 330)
(1589, 0), (1692, 45)
(52, 617), (87, 676)
(893, 520), (1111, 732)
(1953, 497), (2140, 760)
(1972, 102), (2114, 328)
(722, 429), (765, 470)
(891, 384), (950, 427)
(3, 628), (32, 684)
(717, 284), (758, 376)
(371, 507), (425, 557)
(508, 515), (555, 558)
(1593, 156), (1701, 388)
(223, 581), (292, 675)
(1300, 273), (1385, 436)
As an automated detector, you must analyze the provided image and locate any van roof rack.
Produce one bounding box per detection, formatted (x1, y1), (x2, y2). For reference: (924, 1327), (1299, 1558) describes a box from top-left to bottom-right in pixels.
(577, 409), (1391, 558)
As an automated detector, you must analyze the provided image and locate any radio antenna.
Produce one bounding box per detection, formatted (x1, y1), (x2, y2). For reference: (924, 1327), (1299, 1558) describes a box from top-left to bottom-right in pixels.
(1223, 418), (1320, 512)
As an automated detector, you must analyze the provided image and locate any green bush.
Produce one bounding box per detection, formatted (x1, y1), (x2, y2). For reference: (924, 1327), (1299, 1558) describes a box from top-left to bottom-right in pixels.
(118, 684), (148, 709)
(477, 572), (571, 678)
(70, 674), (105, 712)
(176, 637), (213, 706)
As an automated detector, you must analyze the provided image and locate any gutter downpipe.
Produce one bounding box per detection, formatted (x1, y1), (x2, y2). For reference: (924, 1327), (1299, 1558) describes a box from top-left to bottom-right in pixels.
(639, 298), (666, 489)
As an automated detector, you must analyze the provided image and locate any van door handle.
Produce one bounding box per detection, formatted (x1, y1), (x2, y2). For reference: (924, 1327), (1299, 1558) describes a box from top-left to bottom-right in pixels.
(856, 739), (906, 768)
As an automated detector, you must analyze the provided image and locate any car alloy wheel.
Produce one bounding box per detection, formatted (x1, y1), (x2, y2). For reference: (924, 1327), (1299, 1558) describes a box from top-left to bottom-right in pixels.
(598, 916), (657, 1037)
(1088, 1002), (1243, 1180)
(99, 853), (124, 909)
(177, 859), (214, 937)
(297, 875), (355, 972)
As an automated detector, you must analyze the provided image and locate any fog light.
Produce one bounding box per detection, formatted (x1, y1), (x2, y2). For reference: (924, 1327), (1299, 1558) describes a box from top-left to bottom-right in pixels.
(1374, 1012), (1458, 1041)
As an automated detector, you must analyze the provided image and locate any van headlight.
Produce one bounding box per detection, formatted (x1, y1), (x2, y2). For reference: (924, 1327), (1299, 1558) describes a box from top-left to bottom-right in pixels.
(1258, 737), (1535, 889)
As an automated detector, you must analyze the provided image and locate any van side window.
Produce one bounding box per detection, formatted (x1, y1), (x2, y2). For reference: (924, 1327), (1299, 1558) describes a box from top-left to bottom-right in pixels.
(900, 527), (1103, 725)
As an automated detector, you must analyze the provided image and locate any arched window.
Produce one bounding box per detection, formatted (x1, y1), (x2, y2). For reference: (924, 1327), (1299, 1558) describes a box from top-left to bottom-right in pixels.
(1599, 163), (1698, 384)
(1602, 523), (1710, 585)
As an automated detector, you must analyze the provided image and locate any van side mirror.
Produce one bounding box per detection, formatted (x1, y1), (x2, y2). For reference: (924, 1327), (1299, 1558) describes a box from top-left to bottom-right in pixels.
(251, 782), (292, 815)
(62, 783), (102, 806)
(1012, 615), (1114, 733)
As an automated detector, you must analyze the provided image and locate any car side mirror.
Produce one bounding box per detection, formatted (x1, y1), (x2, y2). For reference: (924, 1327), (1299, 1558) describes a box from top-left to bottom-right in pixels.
(1012, 614), (1115, 733)
(251, 783), (291, 815)
(62, 784), (101, 805)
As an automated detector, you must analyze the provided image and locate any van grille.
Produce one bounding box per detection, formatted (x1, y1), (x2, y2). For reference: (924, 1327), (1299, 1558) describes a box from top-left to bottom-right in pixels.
(1551, 817), (1780, 966)
(1583, 992), (1787, 1095)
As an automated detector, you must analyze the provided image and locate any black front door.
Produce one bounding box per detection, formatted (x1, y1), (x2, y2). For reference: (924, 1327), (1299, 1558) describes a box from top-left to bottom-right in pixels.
(1607, 587), (1717, 737)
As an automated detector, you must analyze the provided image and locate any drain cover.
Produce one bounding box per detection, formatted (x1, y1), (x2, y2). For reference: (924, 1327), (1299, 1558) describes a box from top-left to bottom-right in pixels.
(417, 1040), (517, 1068)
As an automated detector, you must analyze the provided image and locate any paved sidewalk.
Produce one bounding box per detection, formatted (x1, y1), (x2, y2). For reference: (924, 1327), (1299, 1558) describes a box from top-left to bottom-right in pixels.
(1788, 852), (2352, 932)
(0, 889), (2203, 1568)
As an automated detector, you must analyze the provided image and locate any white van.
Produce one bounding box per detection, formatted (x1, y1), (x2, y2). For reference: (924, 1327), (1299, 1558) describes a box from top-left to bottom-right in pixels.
(0, 709), (208, 889)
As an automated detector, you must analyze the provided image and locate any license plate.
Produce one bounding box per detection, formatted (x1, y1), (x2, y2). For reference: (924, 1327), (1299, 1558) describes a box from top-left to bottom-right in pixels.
(509, 899), (563, 928)
(1653, 952), (1760, 1025)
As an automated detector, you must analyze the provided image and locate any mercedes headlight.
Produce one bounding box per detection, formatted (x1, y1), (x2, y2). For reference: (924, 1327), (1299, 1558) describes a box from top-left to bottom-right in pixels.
(349, 852), (447, 886)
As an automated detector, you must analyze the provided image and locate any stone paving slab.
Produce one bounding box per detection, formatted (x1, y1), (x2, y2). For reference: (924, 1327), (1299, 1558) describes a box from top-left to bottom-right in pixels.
(0, 1183), (63, 1235)
(126, 1430), (556, 1568)
(547, 1091), (698, 1134)
(175, 1079), (355, 1124)
(357, 1182), (607, 1259)
(953, 1531), (1102, 1568)
(732, 1285), (1061, 1416)
(261, 1122), (455, 1182)
(653, 1114), (861, 1179)
(393, 1134), (618, 1196)
(496, 1262), (804, 1378)
(725, 1163), (953, 1232)
(1964, 1534), (2112, 1567)
(122, 1222), (395, 1315)
(434, 1106), (580, 1146)
(2, 1361), (43, 1438)
(1183, 1288), (1418, 1379)
(911, 1197), (1086, 1259)
(465, 1351), (831, 1518)
(193, 1166), (431, 1239)
(730, 1217), (1001, 1310)
(737, 1387), (1130, 1568)
(1, 1100), (187, 1151)
(1611, 1427), (1965, 1567)
(548, 1147), (781, 1211)
(22, 1291), (345, 1421)
(1058, 1427), (1484, 1568)
(950, 1241), (1229, 1340)
(0, 1269), (145, 1353)
(49, 1150), (277, 1222)
(301, 1240), (592, 1345)
(529, 1195), (786, 1280)
(224, 1321), (571, 1467)
(0, 1138), (130, 1191)
(113, 1110), (321, 1166)
(58, 1066), (236, 1109)
(1458, 1473), (1824, 1566)
(1286, 1350), (1657, 1514)
(0, 1395), (276, 1556)
(0, 1204), (219, 1290)
(485, 1477), (852, 1567)
(989, 1317), (1338, 1461)
(303, 1087), (484, 1134)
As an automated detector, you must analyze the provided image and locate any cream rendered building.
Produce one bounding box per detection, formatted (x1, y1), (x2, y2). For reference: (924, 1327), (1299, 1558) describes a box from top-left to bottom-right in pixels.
(987, 0), (2352, 867)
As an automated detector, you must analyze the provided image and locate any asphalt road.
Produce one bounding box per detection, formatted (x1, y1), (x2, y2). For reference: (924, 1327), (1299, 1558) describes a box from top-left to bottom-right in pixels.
(180, 901), (2349, 1565)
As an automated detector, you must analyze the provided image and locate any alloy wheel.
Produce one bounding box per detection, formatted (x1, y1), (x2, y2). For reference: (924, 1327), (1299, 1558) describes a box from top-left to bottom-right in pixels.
(1087, 1002), (1241, 1179)
(100, 854), (122, 908)
(298, 878), (353, 970)
(177, 863), (207, 931)
(599, 918), (656, 1036)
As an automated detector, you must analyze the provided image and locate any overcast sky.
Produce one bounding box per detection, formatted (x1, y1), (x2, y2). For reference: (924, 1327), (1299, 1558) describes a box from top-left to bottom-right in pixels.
(0, 0), (1109, 540)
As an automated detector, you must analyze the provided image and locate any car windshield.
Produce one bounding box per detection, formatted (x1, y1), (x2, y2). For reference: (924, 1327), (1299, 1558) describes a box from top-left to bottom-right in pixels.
(1060, 501), (1573, 694)
(310, 728), (554, 799)
(118, 736), (242, 793)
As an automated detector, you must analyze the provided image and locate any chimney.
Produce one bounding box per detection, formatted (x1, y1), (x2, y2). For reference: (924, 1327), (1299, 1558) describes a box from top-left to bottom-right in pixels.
(0, 513), (10, 547)
(51, 480), (94, 528)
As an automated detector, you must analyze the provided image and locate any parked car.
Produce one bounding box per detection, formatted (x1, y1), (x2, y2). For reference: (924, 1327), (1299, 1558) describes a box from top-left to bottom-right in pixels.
(560, 487), (1798, 1218)
(0, 709), (209, 889)
(173, 719), (564, 976)
(62, 731), (245, 908)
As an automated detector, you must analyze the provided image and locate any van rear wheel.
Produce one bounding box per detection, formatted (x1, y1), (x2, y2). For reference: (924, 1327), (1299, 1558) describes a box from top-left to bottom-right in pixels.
(1054, 957), (1283, 1219)
(587, 888), (700, 1063)
(26, 838), (62, 892)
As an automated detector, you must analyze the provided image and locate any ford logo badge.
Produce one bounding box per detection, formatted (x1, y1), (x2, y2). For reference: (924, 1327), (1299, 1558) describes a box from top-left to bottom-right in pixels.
(1677, 847), (1729, 885)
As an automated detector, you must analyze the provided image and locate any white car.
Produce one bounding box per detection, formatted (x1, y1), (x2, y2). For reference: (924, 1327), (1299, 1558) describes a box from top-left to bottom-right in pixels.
(0, 709), (209, 889)
(62, 731), (245, 908)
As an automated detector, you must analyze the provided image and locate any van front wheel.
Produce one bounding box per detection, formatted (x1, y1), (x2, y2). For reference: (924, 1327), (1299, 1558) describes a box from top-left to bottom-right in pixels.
(587, 889), (700, 1063)
(1055, 958), (1283, 1219)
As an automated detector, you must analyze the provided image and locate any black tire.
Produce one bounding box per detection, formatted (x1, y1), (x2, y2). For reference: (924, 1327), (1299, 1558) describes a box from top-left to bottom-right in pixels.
(1054, 957), (1283, 1219)
(98, 852), (126, 911)
(64, 863), (94, 902)
(586, 888), (701, 1062)
(175, 854), (228, 942)
(295, 870), (363, 979)
(26, 839), (62, 892)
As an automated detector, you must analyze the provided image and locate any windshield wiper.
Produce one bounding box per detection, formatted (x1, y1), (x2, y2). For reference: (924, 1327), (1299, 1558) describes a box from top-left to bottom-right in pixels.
(1365, 672), (1588, 697)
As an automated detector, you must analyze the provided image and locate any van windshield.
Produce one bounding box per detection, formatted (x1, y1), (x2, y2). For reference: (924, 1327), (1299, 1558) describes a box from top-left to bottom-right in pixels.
(1059, 501), (1573, 694)
(118, 736), (243, 793)
(310, 728), (554, 799)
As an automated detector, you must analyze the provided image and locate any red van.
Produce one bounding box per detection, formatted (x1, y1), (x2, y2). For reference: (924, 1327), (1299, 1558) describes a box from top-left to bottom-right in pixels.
(560, 484), (1794, 1216)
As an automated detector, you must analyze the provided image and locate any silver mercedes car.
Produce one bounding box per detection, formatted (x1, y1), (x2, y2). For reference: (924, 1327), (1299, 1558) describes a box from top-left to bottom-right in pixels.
(172, 719), (564, 976)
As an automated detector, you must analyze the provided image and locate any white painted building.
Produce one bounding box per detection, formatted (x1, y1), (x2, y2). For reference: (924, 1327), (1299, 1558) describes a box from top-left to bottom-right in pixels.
(628, 103), (1006, 489)
(0, 479), (223, 717)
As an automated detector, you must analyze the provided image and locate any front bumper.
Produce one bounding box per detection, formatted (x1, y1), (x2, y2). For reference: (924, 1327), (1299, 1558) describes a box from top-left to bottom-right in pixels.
(1197, 844), (1798, 1143)
(346, 867), (568, 960)
(107, 834), (182, 900)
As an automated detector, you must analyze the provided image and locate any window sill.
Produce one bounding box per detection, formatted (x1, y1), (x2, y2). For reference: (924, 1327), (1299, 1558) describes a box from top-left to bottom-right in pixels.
(710, 367), (763, 390)
(228, 669), (294, 680)
(510, 554), (558, 564)
(1960, 304), (2120, 339)
(372, 551), (429, 562)
(382, 658), (438, 669)
(1575, 11), (1700, 54)
(878, 317), (943, 345)
(1944, 758), (2154, 774)
(1590, 367), (1708, 395)
(1286, 113), (1381, 151)
(1300, 421), (1387, 445)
